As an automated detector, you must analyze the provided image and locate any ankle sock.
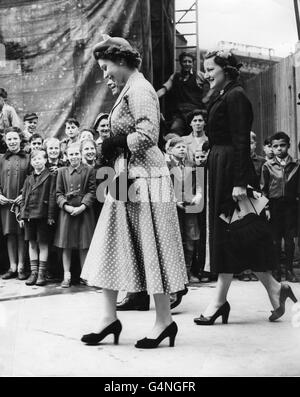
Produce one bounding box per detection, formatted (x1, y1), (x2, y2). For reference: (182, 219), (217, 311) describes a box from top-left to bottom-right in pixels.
(30, 260), (39, 273)
(39, 261), (47, 273)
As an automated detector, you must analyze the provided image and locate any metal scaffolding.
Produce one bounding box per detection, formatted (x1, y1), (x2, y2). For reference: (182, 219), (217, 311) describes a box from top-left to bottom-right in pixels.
(173, 0), (199, 72)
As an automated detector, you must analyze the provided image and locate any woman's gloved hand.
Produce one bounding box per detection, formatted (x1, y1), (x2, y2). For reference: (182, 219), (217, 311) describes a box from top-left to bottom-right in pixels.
(101, 135), (128, 160)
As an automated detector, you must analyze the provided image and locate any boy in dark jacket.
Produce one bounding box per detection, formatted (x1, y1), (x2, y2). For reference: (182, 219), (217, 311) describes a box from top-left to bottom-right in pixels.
(261, 132), (299, 282)
(20, 150), (57, 286)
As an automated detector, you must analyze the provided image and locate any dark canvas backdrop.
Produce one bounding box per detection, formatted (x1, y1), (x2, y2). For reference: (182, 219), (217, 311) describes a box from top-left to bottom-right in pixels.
(0, 0), (153, 138)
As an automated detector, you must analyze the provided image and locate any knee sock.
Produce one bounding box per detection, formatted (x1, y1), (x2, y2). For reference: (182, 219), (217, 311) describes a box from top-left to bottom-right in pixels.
(30, 260), (39, 273)
(39, 261), (47, 274)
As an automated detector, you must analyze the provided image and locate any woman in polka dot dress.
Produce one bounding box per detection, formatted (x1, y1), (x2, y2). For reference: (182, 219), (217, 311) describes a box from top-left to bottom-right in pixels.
(80, 36), (188, 349)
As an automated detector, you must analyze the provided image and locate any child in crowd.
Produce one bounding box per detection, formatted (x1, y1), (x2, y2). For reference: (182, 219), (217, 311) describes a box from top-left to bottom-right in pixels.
(45, 137), (66, 174)
(81, 139), (97, 168)
(80, 129), (95, 142)
(167, 136), (203, 283)
(193, 141), (211, 283)
(263, 137), (274, 161)
(22, 113), (38, 144)
(184, 109), (208, 164)
(261, 131), (299, 282)
(44, 137), (65, 281)
(0, 127), (31, 280)
(63, 118), (80, 147)
(20, 150), (56, 286)
(29, 133), (44, 153)
(251, 131), (266, 180)
(54, 143), (96, 288)
(194, 146), (208, 167)
(239, 131), (266, 282)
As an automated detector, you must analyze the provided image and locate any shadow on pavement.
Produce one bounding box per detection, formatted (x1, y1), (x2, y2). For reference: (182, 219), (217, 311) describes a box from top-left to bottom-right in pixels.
(0, 282), (101, 302)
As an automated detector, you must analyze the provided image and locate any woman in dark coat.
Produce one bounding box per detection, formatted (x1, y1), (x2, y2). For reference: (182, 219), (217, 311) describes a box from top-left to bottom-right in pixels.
(194, 50), (297, 325)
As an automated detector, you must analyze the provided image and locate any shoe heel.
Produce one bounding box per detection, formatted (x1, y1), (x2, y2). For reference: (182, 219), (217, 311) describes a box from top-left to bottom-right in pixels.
(114, 331), (121, 345)
(222, 310), (230, 324)
(288, 288), (298, 304)
(169, 335), (176, 347)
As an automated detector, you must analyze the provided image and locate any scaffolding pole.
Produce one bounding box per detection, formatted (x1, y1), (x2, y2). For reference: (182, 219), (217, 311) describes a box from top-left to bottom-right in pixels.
(294, 0), (300, 40)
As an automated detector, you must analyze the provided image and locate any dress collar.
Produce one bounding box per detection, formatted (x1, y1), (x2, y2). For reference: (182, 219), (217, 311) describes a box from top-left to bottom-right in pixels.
(4, 150), (27, 159)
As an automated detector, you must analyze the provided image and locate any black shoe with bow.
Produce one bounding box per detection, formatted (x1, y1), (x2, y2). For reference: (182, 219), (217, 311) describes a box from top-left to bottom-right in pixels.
(81, 319), (122, 345)
(194, 301), (231, 325)
(135, 322), (178, 349)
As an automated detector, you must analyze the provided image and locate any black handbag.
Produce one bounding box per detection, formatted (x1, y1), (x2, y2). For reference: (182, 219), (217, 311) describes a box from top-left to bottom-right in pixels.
(225, 198), (271, 252)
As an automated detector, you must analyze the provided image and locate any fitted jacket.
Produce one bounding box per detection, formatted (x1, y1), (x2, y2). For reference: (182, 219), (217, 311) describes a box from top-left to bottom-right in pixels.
(109, 71), (169, 179)
(207, 81), (254, 187)
(20, 168), (57, 220)
(261, 155), (299, 201)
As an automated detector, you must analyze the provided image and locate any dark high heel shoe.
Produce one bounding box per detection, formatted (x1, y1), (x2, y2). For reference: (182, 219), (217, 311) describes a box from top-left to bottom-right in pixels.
(135, 321), (178, 349)
(81, 319), (122, 345)
(269, 284), (298, 322)
(194, 301), (231, 325)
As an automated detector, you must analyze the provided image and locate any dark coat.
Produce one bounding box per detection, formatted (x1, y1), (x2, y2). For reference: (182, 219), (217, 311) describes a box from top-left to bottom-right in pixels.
(207, 81), (253, 187)
(206, 81), (275, 274)
(54, 164), (96, 249)
(56, 164), (96, 209)
(20, 168), (57, 220)
(0, 150), (31, 235)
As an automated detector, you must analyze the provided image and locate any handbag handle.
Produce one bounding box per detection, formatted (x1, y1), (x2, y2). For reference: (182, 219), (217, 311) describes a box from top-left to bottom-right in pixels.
(229, 196), (259, 224)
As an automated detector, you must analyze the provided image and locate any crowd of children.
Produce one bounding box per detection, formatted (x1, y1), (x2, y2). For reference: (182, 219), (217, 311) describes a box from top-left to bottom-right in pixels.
(0, 113), (110, 287)
(0, 107), (299, 290)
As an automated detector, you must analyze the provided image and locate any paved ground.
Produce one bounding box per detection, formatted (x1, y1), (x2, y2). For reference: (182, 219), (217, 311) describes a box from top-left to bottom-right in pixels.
(0, 277), (300, 377)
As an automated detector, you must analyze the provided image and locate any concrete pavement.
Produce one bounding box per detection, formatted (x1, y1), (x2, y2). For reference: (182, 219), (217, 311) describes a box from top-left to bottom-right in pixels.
(0, 277), (300, 377)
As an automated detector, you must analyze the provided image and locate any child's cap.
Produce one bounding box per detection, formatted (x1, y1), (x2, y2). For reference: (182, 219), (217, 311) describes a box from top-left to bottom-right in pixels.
(24, 113), (38, 122)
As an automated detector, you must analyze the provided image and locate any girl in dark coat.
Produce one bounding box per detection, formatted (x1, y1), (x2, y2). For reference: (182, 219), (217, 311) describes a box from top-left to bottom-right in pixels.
(54, 143), (96, 288)
(194, 51), (297, 325)
(0, 127), (30, 279)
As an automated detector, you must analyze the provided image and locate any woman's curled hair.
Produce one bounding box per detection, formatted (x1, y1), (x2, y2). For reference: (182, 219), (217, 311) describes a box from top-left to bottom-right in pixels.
(94, 45), (142, 69)
(205, 50), (242, 80)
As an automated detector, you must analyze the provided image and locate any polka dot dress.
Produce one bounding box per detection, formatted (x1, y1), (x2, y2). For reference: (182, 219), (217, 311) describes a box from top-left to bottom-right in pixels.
(81, 72), (188, 294)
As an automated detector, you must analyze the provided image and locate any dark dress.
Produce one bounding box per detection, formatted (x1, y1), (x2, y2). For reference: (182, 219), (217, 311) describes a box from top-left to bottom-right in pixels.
(0, 151), (31, 235)
(54, 164), (96, 249)
(207, 81), (275, 274)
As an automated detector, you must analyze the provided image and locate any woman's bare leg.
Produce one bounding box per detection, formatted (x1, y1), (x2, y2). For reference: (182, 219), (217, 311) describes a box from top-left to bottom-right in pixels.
(95, 289), (118, 332)
(146, 294), (172, 338)
(253, 271), (281, 310)
(202, 273), (233, 317)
